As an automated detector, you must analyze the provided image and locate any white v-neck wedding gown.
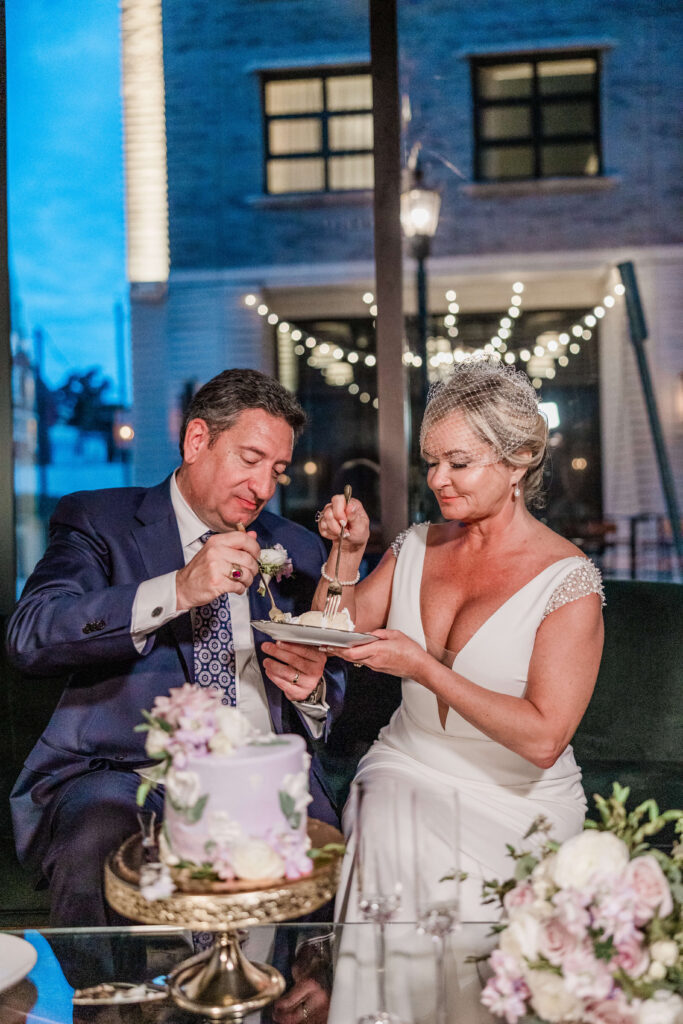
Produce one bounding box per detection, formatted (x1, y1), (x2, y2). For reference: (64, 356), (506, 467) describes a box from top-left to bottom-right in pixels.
(338, 522), (604, 924)
(328, 524), (603, 1023)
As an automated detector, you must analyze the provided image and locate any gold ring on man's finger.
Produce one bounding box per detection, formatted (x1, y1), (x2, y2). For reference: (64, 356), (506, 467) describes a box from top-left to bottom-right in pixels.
(231, 564), (243, 580)
(292, 670), (301, 685)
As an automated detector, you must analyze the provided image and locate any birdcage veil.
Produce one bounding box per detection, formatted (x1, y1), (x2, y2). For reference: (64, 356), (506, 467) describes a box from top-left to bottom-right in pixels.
(419, 357), (543, 468)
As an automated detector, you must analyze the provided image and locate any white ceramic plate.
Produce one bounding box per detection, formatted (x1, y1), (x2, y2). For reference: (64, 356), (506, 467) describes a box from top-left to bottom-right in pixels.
(251, 619), (376, 648)
(0, 934), (38, 993)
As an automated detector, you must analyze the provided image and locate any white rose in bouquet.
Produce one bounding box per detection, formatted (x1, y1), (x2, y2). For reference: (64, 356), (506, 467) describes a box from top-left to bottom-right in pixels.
(636, 991), (683, 1024)
(499, 910), (544, 961)
(525, 969), (583, 1023)
(231, 839), (285, 881)
(552, 829), (629, 890)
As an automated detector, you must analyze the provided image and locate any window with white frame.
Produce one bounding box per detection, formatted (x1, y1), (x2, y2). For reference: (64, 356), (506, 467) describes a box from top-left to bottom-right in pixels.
(262, 68), (373, 194)
(471, 51), (602, 182)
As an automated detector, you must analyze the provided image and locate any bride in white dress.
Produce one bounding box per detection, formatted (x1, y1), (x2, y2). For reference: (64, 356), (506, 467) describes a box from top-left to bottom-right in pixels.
(313, 360), (605, 934)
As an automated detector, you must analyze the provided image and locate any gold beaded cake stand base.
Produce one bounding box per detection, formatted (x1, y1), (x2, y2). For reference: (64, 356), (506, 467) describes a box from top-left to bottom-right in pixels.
(105, 818), (343, 1020)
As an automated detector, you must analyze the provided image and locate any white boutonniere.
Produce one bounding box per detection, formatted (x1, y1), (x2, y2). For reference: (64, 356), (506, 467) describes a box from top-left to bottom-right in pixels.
(257, 543), (293, 596)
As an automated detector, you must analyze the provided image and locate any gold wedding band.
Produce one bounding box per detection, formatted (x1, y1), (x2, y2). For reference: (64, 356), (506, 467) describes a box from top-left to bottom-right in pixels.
(292, 670), (301, 685)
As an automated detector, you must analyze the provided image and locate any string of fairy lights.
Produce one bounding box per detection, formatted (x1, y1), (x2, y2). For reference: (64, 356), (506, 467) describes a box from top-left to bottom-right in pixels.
(243, 272), (628, 407)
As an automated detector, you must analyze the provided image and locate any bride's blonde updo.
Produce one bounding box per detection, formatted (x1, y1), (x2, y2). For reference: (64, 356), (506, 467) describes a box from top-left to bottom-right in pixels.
(420, 358), (549, 507)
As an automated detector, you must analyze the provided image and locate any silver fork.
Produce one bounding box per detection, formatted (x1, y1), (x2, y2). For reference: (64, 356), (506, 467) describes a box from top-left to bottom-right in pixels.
(237, 521), (286, 622)
(322, 485), (352, 621)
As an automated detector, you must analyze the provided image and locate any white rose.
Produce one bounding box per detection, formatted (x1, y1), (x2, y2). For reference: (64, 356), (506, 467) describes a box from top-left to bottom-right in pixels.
(646, 960), (667, 982)
(650, 940), (679, 968)
(525, 969), (583, 1023)
(208, 732), (235, 756)
(281, 771), (313, 815)
(231, 840), (285, 881)
(499, 910), (544, 961)
(166, 768), (201, 809)
(259, 547), (288, 569)
(139, 862), (176, 901)
(636, 991), (683, 1024)
(552, 830), (629, 890)
(207, 811), (244, 846)
(145, 726), (170, 757)
(213, 706), (255, 749)
(531, 852), (557, 899)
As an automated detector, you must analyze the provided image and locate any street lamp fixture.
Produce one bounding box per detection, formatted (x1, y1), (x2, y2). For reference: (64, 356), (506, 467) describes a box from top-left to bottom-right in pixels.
(400, 154), (441, 407)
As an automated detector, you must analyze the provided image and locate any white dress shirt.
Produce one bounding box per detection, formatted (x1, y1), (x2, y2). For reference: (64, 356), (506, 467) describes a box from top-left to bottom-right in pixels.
(130, 472), (327, 736)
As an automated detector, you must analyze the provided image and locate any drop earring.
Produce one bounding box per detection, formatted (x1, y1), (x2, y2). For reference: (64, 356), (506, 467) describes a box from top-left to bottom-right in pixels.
(514, 483), (521, 498)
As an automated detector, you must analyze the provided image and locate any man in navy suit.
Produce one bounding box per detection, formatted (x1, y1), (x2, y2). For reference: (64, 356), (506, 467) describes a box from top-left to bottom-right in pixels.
(7, 368), (346, 926)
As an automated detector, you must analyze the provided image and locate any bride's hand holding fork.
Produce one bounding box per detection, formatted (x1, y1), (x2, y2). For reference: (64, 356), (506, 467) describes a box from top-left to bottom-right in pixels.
(316, 493), (370, 554)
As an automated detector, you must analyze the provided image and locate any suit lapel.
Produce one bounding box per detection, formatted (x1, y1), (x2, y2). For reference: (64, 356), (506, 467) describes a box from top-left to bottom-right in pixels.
(132, 476), (194, 682)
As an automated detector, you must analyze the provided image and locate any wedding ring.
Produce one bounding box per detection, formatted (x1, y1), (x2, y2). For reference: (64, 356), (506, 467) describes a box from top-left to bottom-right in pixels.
(314, 509), (324, 522)
(231, 564), (243, 580)
(301, 1001), (309, 1022)
(292, 670), (301, 685)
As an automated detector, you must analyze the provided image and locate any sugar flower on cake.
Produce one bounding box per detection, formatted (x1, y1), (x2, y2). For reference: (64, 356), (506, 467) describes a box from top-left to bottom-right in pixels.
(165, 768), (201, 810)
(231, 839), (286, 881)
(479, 784), (683, 1024)
(135, 685), (260, 802)
(209, 706), (258, 755)
(207, 811), (245, 847)
(279, 770), (313, 830)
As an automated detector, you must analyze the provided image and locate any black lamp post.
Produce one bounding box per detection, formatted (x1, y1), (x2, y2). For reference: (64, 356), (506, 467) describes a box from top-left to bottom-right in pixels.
(400, 153), (441, 410)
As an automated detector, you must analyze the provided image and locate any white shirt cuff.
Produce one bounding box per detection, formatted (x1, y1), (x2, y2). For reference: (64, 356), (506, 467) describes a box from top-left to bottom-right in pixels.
(131, 572), (180, 653)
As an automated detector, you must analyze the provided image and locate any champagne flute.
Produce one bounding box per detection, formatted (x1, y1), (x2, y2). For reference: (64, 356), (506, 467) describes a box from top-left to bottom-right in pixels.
(411, 787), (461, 1024)
(354, 778), (407, 1024)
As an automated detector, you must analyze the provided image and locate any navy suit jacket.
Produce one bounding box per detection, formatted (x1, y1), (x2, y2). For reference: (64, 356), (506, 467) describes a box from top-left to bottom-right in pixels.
(7, 476), (346, 877)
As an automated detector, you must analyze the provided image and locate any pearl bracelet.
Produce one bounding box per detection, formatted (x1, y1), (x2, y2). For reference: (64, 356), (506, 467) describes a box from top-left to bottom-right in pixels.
(320, 564), (361, 586)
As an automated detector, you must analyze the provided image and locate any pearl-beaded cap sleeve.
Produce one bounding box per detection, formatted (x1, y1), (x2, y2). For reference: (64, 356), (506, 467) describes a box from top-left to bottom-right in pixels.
(391, 523), (430, 559)
(541, 560), (605, 621)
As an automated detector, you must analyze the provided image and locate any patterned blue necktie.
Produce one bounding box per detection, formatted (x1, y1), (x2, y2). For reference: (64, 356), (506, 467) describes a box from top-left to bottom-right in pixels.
(192, 531), (236, 706)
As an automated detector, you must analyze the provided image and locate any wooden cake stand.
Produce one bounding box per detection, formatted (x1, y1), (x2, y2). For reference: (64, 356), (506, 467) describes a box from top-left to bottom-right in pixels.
(105, 818), (344, 1020)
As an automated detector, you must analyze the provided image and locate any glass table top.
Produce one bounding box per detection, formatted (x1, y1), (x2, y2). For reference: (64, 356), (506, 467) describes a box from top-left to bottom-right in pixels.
(0, 921), (496, 1023)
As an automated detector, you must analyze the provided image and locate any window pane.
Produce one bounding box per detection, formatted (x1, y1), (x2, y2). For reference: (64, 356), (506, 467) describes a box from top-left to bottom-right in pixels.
(478, 64), (532, 99)
(481, 105), (531, 139)
(326, 74), (372, 110)
(538, 58), (596, 95)
(542, 101), (595, 136)
(542, 142), (599, 176)
(481, 145), (534, 179)
(328, 154), (374, 189)
(328, 113), (373, 151)
(269, 118), (321, 155)
(267, 157), (325, 193)
(265, 78), (323, 115)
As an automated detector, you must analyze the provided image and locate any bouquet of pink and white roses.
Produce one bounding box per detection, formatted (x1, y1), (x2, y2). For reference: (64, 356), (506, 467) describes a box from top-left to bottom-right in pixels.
(480, 784), (683, 1024)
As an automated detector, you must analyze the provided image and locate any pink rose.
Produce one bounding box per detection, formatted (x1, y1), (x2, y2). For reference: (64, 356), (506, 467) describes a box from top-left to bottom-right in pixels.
(503, 881), (536, 915)
(614, 935), (649, 979)
(562, 946), (613, 1001)
(624, 855), (673, 925)
(538, 916), (579, 966)
(586, 992), (638, 1024)
(481, 950), (530, 1024)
